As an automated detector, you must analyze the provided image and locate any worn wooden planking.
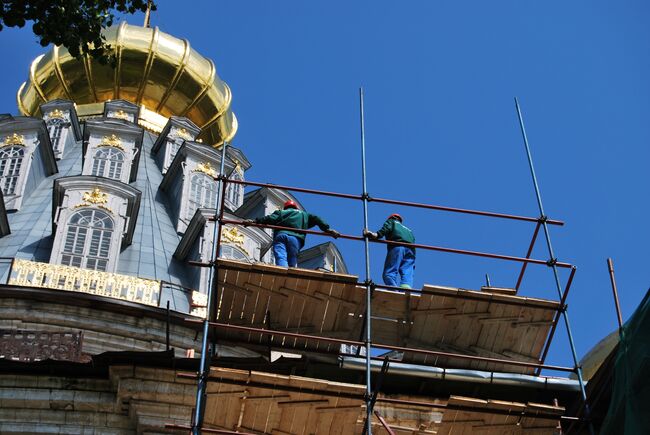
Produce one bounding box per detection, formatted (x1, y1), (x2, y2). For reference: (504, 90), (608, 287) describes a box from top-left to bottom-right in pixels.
(216, 260), (361, 356)
(435, 396), (563, 435)
(215, 260), (558, 374)
(374, 286), (557, 374)
(202, 369), (564, 435)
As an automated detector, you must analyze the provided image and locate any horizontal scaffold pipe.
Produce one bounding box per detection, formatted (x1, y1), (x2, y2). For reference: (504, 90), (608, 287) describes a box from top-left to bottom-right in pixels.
(224, 178), (564, 226)
(340, 357), (581, 391)
(369, 196), (564, 226)
(225, 178), (363, 201)
(183, 318), (576, 373)
(218, 219), (573, 269)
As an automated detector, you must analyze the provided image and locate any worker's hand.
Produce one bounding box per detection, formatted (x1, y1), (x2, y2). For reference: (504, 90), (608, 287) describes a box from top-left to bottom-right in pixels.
(326, 228), (341, 238)
(242, 219), (255, 227)
(363, 230), (378, 239)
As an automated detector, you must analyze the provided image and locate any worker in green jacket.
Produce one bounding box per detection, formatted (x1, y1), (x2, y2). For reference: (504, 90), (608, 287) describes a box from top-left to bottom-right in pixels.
(243, 200), (340, 267)
(364, 213), (415, 288)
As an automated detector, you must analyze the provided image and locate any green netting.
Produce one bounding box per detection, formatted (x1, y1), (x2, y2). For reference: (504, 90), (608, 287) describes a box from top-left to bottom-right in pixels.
(600, 288), (650, 435)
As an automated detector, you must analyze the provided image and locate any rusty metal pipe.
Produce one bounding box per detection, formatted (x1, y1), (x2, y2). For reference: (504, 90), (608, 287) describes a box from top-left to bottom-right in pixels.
(607, 258), (624, 329)
(224, 178), (564, 226)
(515, 221), (542, 290)
(218, 219), (572, 268)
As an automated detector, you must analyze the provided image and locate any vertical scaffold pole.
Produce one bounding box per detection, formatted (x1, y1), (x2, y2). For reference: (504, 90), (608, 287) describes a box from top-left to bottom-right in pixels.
(606, 258), (624, 332)
(514, 99), (594, 435)
(359, 87), (373, 435)
(192, 142), (228, 435)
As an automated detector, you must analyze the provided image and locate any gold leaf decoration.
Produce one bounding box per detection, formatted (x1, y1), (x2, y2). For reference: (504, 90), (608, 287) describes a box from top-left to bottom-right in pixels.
(82, 188), (108, 205)
(48, 109), (65, 119)
(99, 134), (124, 150)
(195, 161), (217, 178)
(8, 259), (160, 307)
(113, 110), (131, 120)
(222, 226), (247, 253)
(4, 133), (25, 147)
(176, 127), (194, 141)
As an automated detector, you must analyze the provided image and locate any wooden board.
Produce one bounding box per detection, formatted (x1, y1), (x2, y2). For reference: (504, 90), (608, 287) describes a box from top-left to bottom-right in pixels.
(215, 259), (364, 357)
(202, 368), (565, 435)
(434, 395), (564, 435)
(215, 260), (559, 374)
(371, 285), (558, 373)
(203, 367), (364, 434)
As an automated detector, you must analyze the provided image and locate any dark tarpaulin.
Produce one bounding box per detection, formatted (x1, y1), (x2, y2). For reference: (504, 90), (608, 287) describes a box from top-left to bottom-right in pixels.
(601, 287), (650, 434)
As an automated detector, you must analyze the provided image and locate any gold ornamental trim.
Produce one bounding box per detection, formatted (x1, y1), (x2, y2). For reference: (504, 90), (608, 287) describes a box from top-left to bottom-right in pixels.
(222, 226), (247, 254)
(74, 188), (113, 212)
(194, 161), (217, 178)
(98, 134), (124, 150)
(8, 258), (161, 307)
(175, 127), (194, 141)
(47, 109), (66, 120)
(82, 188), (108, 205)
(4, 133), (25, 147)
(112, 110), (131, 121)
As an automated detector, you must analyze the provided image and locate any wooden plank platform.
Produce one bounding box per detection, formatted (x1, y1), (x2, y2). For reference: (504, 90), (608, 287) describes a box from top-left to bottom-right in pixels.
(215, 259), (364, 356)
(202, 368), (564, 435)
(434, 396), (564, 435)
(215, 260), (559, 374)
(371, 286), (558, 373)
(203, 367), (364, 434)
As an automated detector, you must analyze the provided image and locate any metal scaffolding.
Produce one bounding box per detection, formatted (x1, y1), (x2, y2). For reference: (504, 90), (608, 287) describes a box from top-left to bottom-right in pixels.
(180, 95), (593, 434)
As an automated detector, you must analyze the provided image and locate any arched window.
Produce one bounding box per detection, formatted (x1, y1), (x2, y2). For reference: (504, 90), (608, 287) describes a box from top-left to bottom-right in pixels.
(47, 118), (65, 153)
(91, 147), (125, 180)
(187, 173), (218, 219)
(226, 171), (244, 208)
(61, 209), (114, 271)
(0, 146), (25, 195)
(220, 245), (249, 261)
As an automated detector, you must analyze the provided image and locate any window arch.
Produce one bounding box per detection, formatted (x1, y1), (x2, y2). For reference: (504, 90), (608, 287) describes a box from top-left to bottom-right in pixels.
(60, 209), (114, 271)
(47, 118), (65, 153)
(220, 245), (249, 261)
(0, 146), (25, 195)
(91, 147), (125, 180)
(187, 173), (218, 219)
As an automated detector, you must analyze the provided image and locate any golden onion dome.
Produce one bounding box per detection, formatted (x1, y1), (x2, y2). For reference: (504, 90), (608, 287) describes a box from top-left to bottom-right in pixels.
(17, 21), (237, 145)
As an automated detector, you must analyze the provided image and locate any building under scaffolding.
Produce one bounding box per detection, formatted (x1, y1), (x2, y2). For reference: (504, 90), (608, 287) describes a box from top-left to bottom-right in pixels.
(0, 20), (594, 435)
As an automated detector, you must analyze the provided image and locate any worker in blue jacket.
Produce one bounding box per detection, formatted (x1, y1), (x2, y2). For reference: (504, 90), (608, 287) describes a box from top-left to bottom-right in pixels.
(364, 213), (415, 288)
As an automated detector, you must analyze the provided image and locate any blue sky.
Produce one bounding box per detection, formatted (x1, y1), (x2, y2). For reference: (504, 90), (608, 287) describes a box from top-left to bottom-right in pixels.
(0, 1), (648, 372)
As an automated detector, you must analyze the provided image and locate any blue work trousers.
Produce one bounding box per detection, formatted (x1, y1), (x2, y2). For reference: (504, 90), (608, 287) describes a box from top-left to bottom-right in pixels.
(272, 233), (302, 267)
(382, 245), (415, 288)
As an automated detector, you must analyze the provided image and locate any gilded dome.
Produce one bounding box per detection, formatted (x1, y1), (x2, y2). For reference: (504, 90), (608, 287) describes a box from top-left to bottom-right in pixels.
(17, 22), (237, 145)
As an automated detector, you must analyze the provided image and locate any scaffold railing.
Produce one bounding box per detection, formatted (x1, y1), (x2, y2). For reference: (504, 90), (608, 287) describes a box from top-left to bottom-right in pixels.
(182, 95), (594, 435)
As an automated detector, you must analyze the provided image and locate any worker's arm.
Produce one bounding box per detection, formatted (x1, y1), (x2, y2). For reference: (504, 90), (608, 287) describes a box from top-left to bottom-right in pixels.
(308, 213), (341, 238)
(375, 219), (393, 239)
(255, 210), (283, 225)
(307, 213), (331, 231)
